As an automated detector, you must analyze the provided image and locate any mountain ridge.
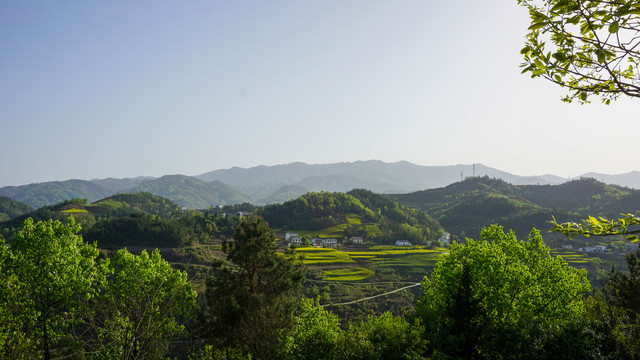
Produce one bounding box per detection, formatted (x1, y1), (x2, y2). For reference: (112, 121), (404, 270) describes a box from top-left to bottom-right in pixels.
(2, 161), (640, 209)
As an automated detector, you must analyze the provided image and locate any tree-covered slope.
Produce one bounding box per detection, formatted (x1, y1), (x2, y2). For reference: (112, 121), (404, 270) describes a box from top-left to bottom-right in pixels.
(81, 213), (205, 248)
(93, 192), (182, 218)
(0, 180), (113, 209)
(0, 196), (33, 222)
(259, 190), (443, 245)
(516, 177), (640, 217)
(125, 175), (250, 209)
(0, 193), (183, 238)
(435, 193), (563, 238)
(390, 177), (519, 216)
(390, 176), (640, 238)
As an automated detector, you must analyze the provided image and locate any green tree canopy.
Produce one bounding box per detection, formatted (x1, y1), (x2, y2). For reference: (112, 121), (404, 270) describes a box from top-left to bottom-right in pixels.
(280, 298), (343, 360)
(416, 225), (591, 358)
(89, 248), (197, 360)
(518, 0), (640, 103)
(0, 217), (102, 359)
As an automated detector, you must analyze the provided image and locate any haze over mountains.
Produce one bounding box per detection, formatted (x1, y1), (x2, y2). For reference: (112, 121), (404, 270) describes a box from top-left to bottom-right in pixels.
(1, 160), (639, 209)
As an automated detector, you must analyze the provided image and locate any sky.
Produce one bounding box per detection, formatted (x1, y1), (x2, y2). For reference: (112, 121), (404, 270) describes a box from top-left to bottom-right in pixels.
(1, 1), (638, 187)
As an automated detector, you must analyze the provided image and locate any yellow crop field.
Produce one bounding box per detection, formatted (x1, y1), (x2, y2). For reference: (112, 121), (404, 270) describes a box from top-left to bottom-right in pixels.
(61, 208), (88, 213)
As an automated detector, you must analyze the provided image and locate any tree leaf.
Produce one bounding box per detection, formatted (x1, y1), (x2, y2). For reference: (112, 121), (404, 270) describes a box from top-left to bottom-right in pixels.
(528, 22), (547, 30)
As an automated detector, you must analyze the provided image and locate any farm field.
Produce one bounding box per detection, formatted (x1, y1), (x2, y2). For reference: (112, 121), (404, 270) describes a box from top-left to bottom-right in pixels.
(294, 245), (447, 283)
(293, 244), (632, 289)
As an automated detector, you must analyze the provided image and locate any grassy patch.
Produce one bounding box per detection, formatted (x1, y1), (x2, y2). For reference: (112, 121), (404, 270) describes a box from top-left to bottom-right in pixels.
(296, 247), (355, 264)
(323, 267), (374, 281)
(61, 208), (89, 213)
(346, 215), (362, 225)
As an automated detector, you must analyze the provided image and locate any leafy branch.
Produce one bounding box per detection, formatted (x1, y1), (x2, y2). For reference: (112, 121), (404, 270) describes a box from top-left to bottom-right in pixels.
(549, 213), (640, 241)
(518, 0), (640, 104)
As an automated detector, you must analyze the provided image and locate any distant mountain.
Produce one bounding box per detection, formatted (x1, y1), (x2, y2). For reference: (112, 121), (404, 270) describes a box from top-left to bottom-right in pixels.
(510, 174), (565, 186)
(259, 185), (309, 205)
(3, 161), (638, 210)
(0, 180), (114, 209)
(196, 160), (568, 203)
(578, 171), (640, 189)
(125, 175), (250, 209)
(90, 176), (155, 192)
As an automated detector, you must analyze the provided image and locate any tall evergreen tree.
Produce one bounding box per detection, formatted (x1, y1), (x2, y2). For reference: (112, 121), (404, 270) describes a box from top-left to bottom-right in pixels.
(205, 216), (304, 359)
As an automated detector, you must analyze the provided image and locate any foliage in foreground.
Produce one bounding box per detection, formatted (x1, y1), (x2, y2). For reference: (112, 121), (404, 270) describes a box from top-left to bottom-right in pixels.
(518, 0), (640, 103)
(3, 216), (640, 359)
(0, 217), (196, 360)
(416, 224), (592, 358)
(550, 213), (640, 242)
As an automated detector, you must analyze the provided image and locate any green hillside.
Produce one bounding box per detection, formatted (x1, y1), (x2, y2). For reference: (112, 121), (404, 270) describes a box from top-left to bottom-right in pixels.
(0, 179), (113, 209)
(128, 175), (250, 209)
(81, 213), (205, 249)
(516, 177), (640, 217)
(0, 193), (182, 238)
(93, 192), (182, 218)
(0, 196), (33, 222)
(435, 193), (562, 238)
(390, 176), (640, 238)
(260, 189), (442, 245)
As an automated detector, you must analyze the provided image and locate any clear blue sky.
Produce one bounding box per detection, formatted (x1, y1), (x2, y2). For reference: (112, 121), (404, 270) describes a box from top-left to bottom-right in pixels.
(1, 1), (637, 187)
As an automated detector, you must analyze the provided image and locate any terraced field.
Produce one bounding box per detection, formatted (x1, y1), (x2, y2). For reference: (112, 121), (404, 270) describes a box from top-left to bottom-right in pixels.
(294, 245), (447, 282)
(322, 267), (375, 281)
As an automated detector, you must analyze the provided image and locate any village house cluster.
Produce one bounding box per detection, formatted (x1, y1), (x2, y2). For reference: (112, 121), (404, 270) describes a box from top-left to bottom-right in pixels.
(283, 231), (453, 248)
(578, 245), (609, 253)
(284, 232), (366, 247)
(576, 242), (639, 253)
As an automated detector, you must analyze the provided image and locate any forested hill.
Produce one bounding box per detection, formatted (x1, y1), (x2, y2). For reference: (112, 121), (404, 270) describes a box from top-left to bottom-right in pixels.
(0, 180), (113, 209)
(0, 192), (243, 249)
(390, 176), (640, 238)
(0, 193), (182, 236)
(0, 196), (32, 222)
(129, 175), (250, 209)
(0, 176), (252, 209)
(259, 189), (442, 245)
(516, 177), (640, 216)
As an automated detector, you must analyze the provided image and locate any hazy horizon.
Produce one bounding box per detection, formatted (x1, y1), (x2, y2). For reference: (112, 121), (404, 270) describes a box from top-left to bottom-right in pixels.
(1, 159), (637, 188)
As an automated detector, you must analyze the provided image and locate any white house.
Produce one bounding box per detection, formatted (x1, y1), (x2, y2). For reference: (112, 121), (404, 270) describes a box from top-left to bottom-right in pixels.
(594, 245), (608, 252)
(310, 238), (338, 247)
(285, 233), (299, 241)
(321, 238), (338, 247)
(395, 240), (412, 246)
(439, 232), (451, 246)
(350, 237), (364, 244)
